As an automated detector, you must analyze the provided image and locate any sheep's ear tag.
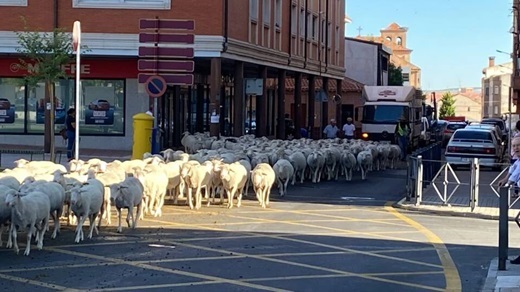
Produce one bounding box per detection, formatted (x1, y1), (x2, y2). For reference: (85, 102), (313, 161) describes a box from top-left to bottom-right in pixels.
(83, 182), (90, 186)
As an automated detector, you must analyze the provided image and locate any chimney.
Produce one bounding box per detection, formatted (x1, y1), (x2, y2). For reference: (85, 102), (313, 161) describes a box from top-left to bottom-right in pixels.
(489, 56), (495, 67)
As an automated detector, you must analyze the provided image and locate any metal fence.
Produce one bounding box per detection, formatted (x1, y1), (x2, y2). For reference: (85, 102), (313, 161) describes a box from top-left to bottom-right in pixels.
(406, 142), (443, 201)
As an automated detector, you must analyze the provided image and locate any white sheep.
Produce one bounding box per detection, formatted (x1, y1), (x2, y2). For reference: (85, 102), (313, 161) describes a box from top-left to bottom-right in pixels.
(356, 150), (373, 180)
(251, 163), (276, 208)
(110, 176), (144, 233)
(0, 186), (16, 248)
(5, 190), (51, 255)
(0, 175), (20, 190)
(180, 163), (212, 210)
(19, 180), (66, 239)
(306, 151), (325, 183)
(69, 181), (105, 243)
(273, 159), (294, 197)
(287, 151), (306, 185)
(340, 151), (357, 181)
(220, 162), (248, 208)
(14, 159), (67, 176)
(134, 165), (168, 217)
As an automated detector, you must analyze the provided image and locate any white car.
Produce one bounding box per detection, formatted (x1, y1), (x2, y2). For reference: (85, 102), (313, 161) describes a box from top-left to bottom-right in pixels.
(445, 128), (504, 170)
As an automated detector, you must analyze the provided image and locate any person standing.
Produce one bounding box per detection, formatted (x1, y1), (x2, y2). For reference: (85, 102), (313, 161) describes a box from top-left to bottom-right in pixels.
(510, 120), (520, 164)
(323, 119), (339, 139)
(395, 118), (410, 161)
(66, 108), (76, 161)
(342, 117), (356, 140)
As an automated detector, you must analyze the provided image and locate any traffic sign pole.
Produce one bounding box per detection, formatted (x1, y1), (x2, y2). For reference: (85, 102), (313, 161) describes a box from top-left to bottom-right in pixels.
(72, 20), (81, 161)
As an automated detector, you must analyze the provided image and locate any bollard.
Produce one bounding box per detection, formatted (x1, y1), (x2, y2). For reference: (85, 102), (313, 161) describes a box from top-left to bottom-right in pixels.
(415, 155), (423, 206)
(498, 186), (509, 271)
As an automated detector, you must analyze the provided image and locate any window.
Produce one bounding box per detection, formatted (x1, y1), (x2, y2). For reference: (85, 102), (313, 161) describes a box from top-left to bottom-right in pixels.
(467, 107), (471, 112)
(396, 37), (402, 45)
(312, 15), (318, 40)
(0, 0), (27, 6)
(275, 0), (282, 28)
(291, 4), (297, 35)
(362, 105), (408, 123)
(263, 0), (271, 25)
(24, 79), (125, 136)
(307, 12), (312, 39)
(73, 0), (170, 9)
(403, 73), (410, 82)
(0, 78), (25, 133)
(485, 86), (489, 97)
(385, 36), (392, 42)
(299, 8), (305, 37)
(494, 85), (499, 94)
(250, 0), (259, 20)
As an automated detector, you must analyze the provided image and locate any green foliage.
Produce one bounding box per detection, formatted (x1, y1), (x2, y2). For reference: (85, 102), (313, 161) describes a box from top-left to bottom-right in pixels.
(388, 63), (403, 86)
(15, 25), (73, 87)
(438, 92), (456, 118)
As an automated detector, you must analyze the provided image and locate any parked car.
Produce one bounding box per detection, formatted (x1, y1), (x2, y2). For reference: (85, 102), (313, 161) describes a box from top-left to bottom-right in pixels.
(444, 128), (505, 170)
(481, 118), (507, 141)
(430, 119), (448, 143)
(88, 99), (110, 111)
(0, 98), (10, 110)
(464, 123), (506, 158)
(443, 121), (467, 146)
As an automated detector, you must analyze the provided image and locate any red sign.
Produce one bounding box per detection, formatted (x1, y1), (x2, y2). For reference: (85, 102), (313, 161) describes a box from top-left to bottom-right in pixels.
(139, 19), (195, 30)
(138, 60), (194, 72)
(0, 58), (138, 78)
(138, 73), (193, 85)
(139, 33), (194, 44)
(145, 75), (167, 98)
(138, 47), (194, 59)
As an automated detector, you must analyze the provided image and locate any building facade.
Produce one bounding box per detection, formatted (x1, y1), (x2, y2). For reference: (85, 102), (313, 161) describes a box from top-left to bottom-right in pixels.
(344, 37), (390, 86)
(356, 22), (421, 88)
(0, 0), (346, 150)
(481, 57), (514, 118)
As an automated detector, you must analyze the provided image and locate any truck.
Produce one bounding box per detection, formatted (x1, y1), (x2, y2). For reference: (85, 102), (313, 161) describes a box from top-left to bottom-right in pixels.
(357, 85), (428, 149)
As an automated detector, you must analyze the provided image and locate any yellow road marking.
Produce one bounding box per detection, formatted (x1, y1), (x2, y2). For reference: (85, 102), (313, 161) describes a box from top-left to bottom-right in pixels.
(47, 247), (290, 292)
(165, 240), (445, 291)
(384, 203), (462, 292)
(0, 272), (78, 291)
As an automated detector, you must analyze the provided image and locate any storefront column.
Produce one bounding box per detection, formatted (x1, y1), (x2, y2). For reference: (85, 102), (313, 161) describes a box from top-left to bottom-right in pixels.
(256, 66), (268, 137)
(335, 79), (342, 125)
(321, 76), (329, 129)
(209, 58), (222, 137)
(196, 84), (204, 133)
(308, 75), (316, 139)
(277, 69), (286, 139)
(233, 61), (245, 137)
(293, 72), (302, 139)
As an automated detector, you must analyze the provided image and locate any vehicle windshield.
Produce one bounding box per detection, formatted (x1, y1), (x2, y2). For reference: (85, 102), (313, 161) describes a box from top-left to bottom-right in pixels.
(481, 120), (505, 131)
(447, 123), (466, 131)
(363, 105), (408, 123)
(453, 131), (493, 141)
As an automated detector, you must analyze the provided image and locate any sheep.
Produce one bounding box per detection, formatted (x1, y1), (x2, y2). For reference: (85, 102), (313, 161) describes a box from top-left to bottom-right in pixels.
(109, 176), (144, 233)
(134, 165), (168, 217)
(251, 163), (276, 208)
(376, 144), (391, 171)
(69, 181), (105, 243)
(19, 180), (66, 239)
(340, 151), (357, 181)
(306, 151), (325, 183)
(0, 176), (20, 190)
(5, 190), (51, 255)
(273, 159), (294, 197)
(160, 148), (176, 162)
(388, 145), (401, 169)
(52, 170), (87, 226)
(356, 150), (373, 180)
(0, 168), (33, 184)
(219, 162), (248, 208)
(0, 186), (16, 248)
(14, 159), (67, 176)
(180, 163), (212, 210)
(237, 159), (252, 197)
(286, 151), (306, 185)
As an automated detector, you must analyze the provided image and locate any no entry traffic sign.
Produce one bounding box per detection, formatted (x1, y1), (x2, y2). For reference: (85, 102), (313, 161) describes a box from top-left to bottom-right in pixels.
(144, 75), (167, 98)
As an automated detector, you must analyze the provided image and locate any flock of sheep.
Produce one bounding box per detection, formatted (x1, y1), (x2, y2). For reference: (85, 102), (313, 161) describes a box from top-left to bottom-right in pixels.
(0, 132), (402, 256)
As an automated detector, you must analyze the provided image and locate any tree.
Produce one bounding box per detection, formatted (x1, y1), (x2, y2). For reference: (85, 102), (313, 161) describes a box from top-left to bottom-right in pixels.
(388, 63), (403, 86)
(438, 92), (456, 118)
(15, 22), (74, 161)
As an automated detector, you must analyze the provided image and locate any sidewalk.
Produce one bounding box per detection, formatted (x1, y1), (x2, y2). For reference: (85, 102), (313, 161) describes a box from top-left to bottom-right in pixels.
(482, 258), (520, 292)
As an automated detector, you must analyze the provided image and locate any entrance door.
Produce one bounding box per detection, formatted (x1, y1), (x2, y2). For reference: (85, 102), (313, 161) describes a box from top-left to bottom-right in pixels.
(342, 104), (354, 125)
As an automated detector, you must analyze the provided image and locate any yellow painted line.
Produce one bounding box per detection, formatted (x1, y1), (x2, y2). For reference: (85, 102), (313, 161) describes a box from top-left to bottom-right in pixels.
(384, 202), (462, 292)
(0, 272), (78, 291)
(225, 213), (431, 246)
(47, 247), (290, 292)
(367, 230), (421, 235)
(92, 280), (219, 291)
(166, 240), (445, 291)
(240, 270), (445, 283)
(197, 218), (367, 227)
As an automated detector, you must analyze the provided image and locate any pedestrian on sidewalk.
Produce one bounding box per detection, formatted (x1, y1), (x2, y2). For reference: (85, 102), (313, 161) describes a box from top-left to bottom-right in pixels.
(395, 118), (411, 161)
(510, 120), (520, 164)
(342, 117), (356, 140)
(323, 119), (339, 139)
(65, 108), (76, 161)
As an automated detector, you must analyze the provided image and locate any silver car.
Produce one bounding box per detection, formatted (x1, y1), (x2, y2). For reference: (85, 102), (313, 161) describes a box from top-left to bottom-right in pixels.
(445, 128), (504, 170)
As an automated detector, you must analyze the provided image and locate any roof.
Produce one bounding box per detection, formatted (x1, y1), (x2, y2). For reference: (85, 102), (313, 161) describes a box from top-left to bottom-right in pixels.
(453, 91), (481, 104)
(383, 22), (404, 31)
(284, 76), (364, 93)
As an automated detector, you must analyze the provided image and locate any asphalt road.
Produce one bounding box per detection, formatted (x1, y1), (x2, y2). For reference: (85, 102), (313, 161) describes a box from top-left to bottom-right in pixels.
(0, 167), (513, 291)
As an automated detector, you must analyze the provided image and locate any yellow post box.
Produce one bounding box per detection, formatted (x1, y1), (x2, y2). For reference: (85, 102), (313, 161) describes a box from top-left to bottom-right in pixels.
(132, 113), (154, 160)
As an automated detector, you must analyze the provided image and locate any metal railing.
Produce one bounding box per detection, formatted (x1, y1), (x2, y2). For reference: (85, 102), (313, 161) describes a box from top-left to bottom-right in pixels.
(406, 142), (442, 201)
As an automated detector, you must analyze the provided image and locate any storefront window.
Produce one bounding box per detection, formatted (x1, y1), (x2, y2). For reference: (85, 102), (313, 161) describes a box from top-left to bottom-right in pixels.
(3, 78), (124, 136)
(0, 78), (25, 133)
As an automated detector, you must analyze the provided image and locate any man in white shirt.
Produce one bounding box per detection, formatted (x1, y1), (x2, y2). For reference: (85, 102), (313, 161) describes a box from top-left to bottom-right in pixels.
(498, 137), (520, 192)
(323, 119), (339, 139)
(342, 117), (356, 140)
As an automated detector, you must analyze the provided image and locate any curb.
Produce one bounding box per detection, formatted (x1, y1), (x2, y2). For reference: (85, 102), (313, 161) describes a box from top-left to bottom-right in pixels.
(393, 197), (518, 221)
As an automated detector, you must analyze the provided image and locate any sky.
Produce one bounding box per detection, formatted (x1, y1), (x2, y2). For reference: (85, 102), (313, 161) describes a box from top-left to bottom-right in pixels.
(346, 0), (513, 90)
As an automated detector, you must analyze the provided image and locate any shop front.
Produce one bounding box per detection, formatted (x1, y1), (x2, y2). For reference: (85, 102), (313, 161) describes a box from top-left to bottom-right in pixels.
(0, 57), (147, 151)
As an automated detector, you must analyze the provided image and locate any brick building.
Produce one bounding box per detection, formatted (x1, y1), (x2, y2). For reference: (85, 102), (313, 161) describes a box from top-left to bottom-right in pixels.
(0, 0), (345, 150)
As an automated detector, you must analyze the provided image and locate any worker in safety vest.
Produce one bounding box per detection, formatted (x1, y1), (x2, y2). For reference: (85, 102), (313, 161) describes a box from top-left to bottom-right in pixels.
(395, 118), (411, 161)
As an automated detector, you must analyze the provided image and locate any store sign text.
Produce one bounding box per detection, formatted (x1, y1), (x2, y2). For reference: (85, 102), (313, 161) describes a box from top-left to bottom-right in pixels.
(10, 63), (91, 75)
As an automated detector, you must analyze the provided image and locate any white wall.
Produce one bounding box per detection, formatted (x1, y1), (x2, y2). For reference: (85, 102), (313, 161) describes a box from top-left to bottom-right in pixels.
(344, 39), (378, 85)
(1, 79), (148, 151)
